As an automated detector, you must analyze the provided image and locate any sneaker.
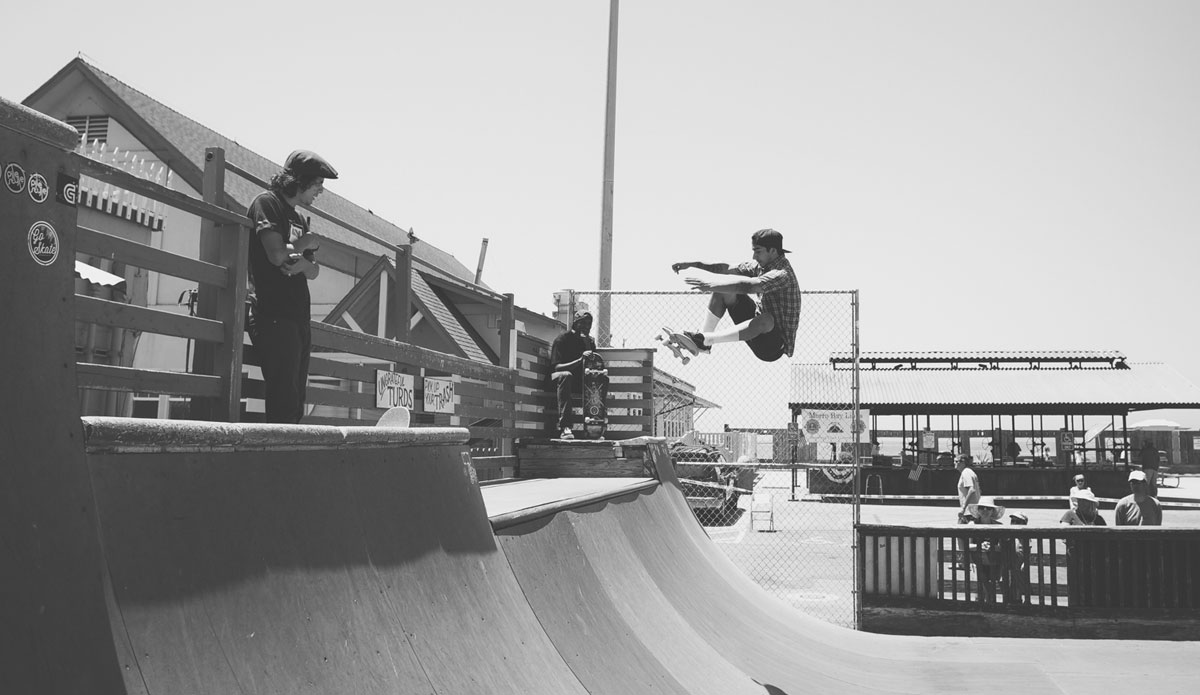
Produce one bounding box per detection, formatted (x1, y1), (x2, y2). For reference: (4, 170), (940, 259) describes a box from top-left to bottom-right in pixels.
(683, 331), (711, 354)
(560, 428), (574, 440)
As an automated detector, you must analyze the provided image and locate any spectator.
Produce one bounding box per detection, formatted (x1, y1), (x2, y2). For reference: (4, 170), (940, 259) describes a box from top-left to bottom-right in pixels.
(1138, 440), (1160, 497)
(976, 441), (994, 468)
(965, 497), (1006, 603)
(1114, 470), (1163, 526)
(1006, 439), (1022, 465)
(246, 149), (336, 423)
(1005, 512), (1031, 604)
(549, 311), (602, 439)
(1061, 488), (1105, 526)
(1068, 473), (1088, 511)
(956, 454), (981, 522)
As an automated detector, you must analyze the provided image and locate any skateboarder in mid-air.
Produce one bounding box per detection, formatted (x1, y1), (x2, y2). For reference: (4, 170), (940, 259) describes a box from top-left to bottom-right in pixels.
(669, 228), (801, 362)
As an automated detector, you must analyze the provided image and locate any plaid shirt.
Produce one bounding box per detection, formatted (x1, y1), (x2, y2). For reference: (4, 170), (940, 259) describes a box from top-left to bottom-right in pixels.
(736, 254), (801, 357)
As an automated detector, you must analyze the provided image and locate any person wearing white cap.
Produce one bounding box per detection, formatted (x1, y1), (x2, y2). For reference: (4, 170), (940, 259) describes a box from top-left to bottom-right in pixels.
(1114, 470), (1162, 526)
(1068, 472), (1088, 512)
(1060, 487), (1105, 526)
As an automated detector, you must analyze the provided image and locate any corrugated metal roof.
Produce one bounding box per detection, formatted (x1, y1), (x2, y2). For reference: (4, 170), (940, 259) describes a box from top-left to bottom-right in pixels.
(831, 350), (1125, 364)
(791, 362), (1200, 414)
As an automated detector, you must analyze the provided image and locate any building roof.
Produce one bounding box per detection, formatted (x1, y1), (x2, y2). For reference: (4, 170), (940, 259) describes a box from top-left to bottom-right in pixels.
(791, 362), (1200, 416)
(27, 58), (481, 289)
(832, 350), (1126, 367)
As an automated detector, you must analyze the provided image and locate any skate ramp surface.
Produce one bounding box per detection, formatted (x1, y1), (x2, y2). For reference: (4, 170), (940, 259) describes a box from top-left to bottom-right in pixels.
(77, 419), (1198, 694)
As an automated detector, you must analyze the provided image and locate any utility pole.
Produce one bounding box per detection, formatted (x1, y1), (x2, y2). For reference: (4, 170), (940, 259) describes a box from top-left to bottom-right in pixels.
(597, 0), (619, 347)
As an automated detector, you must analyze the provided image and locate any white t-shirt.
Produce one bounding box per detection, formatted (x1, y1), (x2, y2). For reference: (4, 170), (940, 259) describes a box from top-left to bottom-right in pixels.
(958, 467), (980, 509)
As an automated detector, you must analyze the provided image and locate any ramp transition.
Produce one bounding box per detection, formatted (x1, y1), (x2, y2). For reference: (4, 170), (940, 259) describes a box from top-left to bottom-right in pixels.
(48, 420), (1200, 693)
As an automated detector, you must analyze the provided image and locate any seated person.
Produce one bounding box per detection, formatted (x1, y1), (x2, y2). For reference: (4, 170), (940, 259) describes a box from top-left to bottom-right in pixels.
(1061, 488), (1105, 526)
(549, 312), (605, 439)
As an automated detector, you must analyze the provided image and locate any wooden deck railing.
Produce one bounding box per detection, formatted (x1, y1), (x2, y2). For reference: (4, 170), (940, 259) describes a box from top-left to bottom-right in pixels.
(857, 524), (1200, 638)
(66, 143), (654, 479)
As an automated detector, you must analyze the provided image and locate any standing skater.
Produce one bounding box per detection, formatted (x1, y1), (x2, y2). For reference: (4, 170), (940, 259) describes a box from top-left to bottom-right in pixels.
(669, 228), (801, 362)
(247, 149), (337, 423)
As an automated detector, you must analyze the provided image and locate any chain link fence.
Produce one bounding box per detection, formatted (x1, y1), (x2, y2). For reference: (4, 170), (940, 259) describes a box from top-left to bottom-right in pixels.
(570, 289), (860, 627)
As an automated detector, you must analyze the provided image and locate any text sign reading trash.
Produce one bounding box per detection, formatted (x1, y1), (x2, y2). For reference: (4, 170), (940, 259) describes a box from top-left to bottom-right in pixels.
(423, 377), (455, 414)
(375, 370), (415, 410)
(799, 408), (870, 444)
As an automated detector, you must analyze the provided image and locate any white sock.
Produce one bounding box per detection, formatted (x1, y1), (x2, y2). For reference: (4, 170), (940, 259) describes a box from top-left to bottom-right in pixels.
(701, 310), (721, 333)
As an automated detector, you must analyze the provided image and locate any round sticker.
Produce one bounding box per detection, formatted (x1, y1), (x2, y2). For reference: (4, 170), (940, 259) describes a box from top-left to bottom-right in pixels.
(4, 162), (26, 194)
(27, 221), (60, 266)
(27, 173), (49, 203)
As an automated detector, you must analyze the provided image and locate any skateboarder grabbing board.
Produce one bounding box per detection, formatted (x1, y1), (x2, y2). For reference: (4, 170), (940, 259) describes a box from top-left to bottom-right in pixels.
(669, 228), (802, 363)
(656, 327), (694, 365)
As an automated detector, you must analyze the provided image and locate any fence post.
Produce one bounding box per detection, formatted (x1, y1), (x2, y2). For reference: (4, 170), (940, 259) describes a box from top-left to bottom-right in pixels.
(0, 97), (127, 691)
(500, 293), (516, 456)
(191, 147), (244, 421)
(393, 244), (411, 343)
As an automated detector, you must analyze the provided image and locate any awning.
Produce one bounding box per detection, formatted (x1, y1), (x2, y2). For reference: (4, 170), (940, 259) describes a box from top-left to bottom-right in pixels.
(75, 260), (125, 288)
(790, 362), (1200, 416)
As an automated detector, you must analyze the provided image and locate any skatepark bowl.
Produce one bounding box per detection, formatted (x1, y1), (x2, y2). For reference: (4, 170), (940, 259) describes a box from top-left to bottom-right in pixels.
(6, 417), (1199, 694)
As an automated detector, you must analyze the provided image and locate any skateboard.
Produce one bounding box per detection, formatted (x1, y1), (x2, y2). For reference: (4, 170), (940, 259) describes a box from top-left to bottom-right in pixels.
(581, 351), (609, 439)
(656, 327), (698, 364)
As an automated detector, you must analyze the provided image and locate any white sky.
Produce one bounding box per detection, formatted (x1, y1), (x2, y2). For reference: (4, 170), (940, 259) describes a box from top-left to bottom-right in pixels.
(6, 0), (1200, 425)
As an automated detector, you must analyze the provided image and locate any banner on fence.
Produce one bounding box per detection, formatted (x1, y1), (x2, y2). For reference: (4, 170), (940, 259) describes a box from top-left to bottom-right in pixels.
(423, 377), (455, 414)
(800, 408), (869, 443)
(376, 370), (415, 410)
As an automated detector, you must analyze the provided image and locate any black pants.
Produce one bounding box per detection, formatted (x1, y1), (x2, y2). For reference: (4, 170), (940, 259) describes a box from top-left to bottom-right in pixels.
(554, 370), (581, 430)
(250, 317), (311, 424)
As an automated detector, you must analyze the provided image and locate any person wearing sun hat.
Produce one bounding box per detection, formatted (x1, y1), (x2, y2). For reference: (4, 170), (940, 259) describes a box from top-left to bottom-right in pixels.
(1061, 487), (1106, 526)
(965, 497), (1008, 603)
(1114, 470), (1162, 526)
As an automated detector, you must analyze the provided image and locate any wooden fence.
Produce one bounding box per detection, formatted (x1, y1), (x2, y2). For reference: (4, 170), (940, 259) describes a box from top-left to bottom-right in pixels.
(67, 144), (655, 479)
(858, 524), (1200, 639)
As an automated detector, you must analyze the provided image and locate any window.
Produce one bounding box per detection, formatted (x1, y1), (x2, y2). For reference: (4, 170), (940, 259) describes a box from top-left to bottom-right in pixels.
(65, 115), (109, 146)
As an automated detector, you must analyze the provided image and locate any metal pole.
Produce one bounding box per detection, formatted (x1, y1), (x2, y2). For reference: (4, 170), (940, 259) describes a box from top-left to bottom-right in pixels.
(597, 0), (619, 347)
(851, 290), (862, 629)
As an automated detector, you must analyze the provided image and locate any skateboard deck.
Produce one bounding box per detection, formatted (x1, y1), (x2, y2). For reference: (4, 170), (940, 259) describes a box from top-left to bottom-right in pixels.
(581, 351), (608, 439)
(656, 327), (697, 364)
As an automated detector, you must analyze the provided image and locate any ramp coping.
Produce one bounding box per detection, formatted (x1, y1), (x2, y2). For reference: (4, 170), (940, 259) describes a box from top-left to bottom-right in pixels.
(485, 477), (659, 530)
(81, 416), (469, 453)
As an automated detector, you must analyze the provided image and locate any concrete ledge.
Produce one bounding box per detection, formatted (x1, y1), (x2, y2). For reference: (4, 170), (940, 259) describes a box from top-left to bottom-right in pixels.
(81, 416), (469, 453)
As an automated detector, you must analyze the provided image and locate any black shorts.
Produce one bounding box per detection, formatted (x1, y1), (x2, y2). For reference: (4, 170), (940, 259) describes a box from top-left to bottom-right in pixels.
(728, 294), (786, 362)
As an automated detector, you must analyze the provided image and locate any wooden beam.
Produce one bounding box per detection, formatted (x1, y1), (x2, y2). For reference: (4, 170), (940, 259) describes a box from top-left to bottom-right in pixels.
(75, 294), (223, 342)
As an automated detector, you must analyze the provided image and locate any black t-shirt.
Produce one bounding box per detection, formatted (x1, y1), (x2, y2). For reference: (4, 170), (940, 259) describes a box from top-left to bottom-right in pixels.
(549, 330), (596, 377)
(247, 191), (310, 321)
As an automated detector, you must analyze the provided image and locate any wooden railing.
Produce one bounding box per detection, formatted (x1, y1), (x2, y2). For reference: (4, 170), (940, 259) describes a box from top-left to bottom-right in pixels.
(66, 143), (655, 479)
(858, 524), (1200, 639)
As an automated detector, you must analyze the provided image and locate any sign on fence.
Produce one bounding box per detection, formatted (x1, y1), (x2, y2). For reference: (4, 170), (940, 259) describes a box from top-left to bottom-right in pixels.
(423, 377), (455, 414)
(376, 370), (415, 409)
(800, 408), (869, 443)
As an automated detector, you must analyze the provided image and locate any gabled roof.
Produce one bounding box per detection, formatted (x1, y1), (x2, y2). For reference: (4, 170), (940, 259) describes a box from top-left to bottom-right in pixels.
(791, 362), (1200, 416)
(26, 58), (482, 289)
(321, 256), (491, 363)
